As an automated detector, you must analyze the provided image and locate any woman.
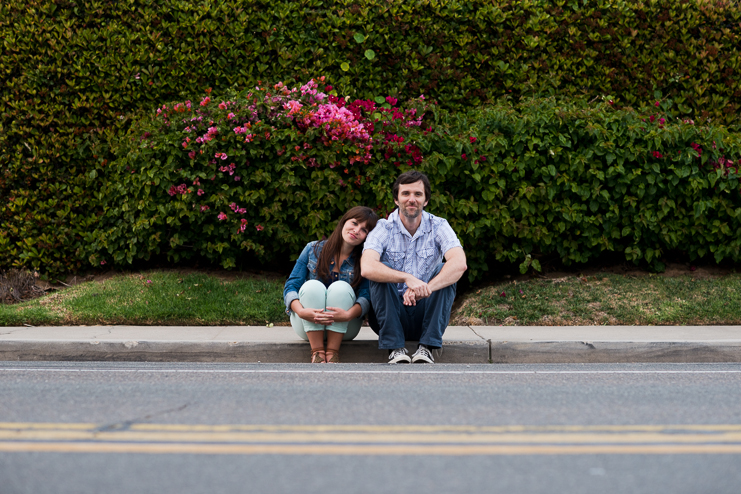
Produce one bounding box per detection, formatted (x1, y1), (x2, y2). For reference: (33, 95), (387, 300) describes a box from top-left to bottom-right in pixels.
(283, 206), (378, 363)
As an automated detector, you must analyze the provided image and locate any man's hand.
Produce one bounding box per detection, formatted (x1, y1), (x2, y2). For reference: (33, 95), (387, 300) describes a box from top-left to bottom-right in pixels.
(405, 276), (431, 300)
(402, 288), (417, 306)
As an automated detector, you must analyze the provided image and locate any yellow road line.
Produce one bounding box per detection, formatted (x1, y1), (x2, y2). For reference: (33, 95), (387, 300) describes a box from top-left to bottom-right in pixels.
(2, 423), (741, 456)
(2, 430), (741, 445)
(1, 442), (741, 456)
(131, 423), (741, 433)
(4, 423), (741, 433)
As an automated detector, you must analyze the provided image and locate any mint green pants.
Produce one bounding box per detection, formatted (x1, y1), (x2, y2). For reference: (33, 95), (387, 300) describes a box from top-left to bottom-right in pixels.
(290, 279), (362, 341)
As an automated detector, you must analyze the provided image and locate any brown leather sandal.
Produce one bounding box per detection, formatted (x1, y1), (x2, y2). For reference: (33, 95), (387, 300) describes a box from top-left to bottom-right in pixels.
(310, 348), (326, 363)
(325, 349), (340, 364)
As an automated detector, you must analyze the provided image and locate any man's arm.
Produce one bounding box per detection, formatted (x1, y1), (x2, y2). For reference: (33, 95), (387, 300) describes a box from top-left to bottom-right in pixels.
(360, 250), (431, 296)
(401, 247), (467, 306)
(426, 247), (467, 293)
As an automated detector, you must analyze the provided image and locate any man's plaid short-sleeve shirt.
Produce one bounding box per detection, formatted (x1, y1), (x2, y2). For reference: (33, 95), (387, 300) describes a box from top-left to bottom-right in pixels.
(363, 209), (462, 294)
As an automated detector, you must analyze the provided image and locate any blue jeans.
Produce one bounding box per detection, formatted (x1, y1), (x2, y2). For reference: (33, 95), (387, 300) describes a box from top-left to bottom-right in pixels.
(368, 262), (456, 350)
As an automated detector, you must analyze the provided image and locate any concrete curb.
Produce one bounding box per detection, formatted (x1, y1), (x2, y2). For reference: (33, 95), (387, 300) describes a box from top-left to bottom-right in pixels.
(0, 326), (489, 364)
(1, 325), (740, 364)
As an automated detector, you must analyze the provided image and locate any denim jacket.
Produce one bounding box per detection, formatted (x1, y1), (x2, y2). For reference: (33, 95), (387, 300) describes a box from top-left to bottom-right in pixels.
(283, 240), (370, 317)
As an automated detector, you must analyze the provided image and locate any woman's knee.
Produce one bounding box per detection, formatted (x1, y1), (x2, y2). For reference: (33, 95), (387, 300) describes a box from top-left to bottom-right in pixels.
(300, 279), (326, 294)
(326, 280), (356, 309)
(298, 279), (327, 309)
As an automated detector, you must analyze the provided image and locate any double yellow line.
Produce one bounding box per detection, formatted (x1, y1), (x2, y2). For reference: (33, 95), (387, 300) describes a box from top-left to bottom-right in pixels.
(1, 423), (740, 456)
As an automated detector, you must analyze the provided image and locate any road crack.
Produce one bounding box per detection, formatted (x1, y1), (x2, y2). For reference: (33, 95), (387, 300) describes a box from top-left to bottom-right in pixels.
(94, 403), (190, 432)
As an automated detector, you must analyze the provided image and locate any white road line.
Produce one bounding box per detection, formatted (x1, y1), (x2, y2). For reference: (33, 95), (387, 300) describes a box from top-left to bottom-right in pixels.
(1, 368), (741, 375)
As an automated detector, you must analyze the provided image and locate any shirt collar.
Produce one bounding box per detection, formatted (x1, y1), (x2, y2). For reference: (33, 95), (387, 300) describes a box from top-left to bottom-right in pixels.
(390, 209), (432, 238)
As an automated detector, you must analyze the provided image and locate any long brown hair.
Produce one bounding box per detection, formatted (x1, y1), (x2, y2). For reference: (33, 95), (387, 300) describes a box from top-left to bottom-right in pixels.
(314, 206), (378, 289)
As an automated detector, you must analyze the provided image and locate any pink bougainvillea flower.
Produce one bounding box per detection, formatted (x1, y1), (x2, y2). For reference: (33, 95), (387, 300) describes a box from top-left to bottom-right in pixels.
(197, 189), (204, 196)
(200, 96), (211, 106)
(146, 280), (152, 284)
(234, 176), (241, 181)
(227, 112), (235, 119)
(649, 115), (656, 123)
(218, 101), (227, 110)
(200, 205), (210, 212)
(239, 219), (248, 233)
(470, 137), (477, 143)
(188, 151), (196, 160)
(101, 260), (107, 265)
(256, 225), (264, 231)
(499, 291), (506, 297)
(218, 212), (227, 221)
(655, 101), (660, 107)
(386, 96), (398, 106)
(461, 153), (467, 160)
(652, 151), (664, 158)
(659, 118), (665, 124)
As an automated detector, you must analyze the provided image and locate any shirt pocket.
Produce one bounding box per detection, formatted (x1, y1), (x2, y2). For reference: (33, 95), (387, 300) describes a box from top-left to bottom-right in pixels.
(307, 258), (318, 279)
(386, 251), (406, 272)
(415, 248), (436, 278)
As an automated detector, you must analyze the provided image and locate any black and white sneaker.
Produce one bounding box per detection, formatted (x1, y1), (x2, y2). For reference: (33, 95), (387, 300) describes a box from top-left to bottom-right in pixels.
(388, 348), (411, 364)
(411, 344), (434, 364)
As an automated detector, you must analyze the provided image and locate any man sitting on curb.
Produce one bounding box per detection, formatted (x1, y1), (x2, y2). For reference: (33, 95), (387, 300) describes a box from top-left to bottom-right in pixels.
(361, 171), (467, 364)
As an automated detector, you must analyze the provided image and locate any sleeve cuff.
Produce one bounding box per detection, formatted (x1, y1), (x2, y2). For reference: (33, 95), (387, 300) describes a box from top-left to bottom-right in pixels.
(356, 297), (370, 318)
(284, 291), (299, 313)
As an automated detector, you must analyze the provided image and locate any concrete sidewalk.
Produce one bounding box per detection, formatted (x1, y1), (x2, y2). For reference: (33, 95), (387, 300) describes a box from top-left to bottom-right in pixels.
(1, 325), (741, 363)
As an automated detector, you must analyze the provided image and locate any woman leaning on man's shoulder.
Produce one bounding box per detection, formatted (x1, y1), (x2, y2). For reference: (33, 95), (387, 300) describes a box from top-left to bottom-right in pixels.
(283, 206), (378, 363)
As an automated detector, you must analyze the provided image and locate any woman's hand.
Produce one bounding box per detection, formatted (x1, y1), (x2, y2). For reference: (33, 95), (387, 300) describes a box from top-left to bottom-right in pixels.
(298, 308), (334, 325)
(323, 307), (353, 323)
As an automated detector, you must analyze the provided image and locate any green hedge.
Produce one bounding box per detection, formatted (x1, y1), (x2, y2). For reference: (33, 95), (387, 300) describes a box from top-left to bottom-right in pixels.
(89, 80), (428, 270)
(92, 84), (741, 280)
(2, 0), (741, 277)
(420, 97), (741, 277)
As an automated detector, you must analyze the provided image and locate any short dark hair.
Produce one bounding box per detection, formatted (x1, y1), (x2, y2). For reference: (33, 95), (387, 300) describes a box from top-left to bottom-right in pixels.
(392, 171), (431, 202)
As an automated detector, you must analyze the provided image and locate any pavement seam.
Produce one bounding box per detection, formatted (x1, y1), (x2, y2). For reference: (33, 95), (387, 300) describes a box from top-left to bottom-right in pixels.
(467, 325), (492, 363)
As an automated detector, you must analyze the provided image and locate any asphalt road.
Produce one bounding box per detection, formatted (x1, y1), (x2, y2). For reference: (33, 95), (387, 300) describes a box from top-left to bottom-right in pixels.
(1, 361), (741, 494)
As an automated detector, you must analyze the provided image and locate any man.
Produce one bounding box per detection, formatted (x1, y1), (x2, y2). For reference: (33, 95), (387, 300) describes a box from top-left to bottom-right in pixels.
(361, 170), (467, 364)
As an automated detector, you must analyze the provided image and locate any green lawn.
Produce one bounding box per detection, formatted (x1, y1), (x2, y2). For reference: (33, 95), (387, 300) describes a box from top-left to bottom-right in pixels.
(3, 270), (741, 327)
(454, 273), (741, 326)
(0, 271), (286, 326)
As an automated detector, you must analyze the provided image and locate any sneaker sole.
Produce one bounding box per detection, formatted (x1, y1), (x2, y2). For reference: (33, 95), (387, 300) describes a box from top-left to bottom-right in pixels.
(388, 356), (412, 364)
(412, 356), (434, 364)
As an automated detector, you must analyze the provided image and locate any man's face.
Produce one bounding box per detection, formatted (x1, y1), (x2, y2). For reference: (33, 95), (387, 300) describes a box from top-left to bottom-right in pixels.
(395, 180), (428, 220)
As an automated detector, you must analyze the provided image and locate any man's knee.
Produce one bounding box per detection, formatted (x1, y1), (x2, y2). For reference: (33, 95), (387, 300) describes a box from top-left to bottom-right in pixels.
(429, 262), (445, 279)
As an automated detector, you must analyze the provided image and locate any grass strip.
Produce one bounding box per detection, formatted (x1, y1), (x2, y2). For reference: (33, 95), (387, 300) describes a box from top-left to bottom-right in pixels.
(0, 271), (286, 326)
(455, 273), (741, 326)
(3, 271), (741, 327)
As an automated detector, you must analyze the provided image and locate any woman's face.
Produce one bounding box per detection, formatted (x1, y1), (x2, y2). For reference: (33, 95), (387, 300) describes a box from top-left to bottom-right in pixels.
(341, 218), (370, 247)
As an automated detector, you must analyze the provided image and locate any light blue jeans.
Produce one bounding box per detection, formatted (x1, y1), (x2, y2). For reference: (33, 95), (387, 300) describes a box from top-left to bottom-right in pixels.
(290, 279), (362, 341)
